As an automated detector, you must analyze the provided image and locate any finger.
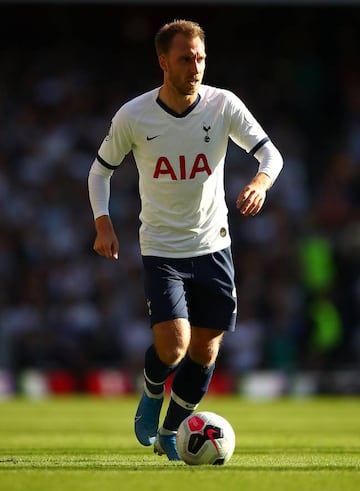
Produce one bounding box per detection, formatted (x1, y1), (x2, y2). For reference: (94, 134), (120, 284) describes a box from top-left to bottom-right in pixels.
(236, 189), (253, 209)
(236, 191), (250, 206)
(249, 197), (264, 216)
(93, 244), (104, 256)
(241, 195), (263, 216)
(110, 242), (119, 260)
(236, 195), (244, 208)
(94, 244), (112, 259)
(239, 196), (255, 215)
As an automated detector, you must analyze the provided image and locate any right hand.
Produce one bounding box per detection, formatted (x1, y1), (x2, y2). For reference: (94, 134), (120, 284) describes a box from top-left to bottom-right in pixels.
(93, 215), (119, 260)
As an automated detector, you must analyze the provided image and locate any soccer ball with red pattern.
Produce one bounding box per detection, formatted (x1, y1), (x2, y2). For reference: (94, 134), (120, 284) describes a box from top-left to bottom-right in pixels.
(176, 411), (236, 465)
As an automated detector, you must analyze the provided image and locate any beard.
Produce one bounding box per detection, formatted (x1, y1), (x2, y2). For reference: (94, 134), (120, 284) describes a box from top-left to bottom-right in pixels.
(168, 73), (202, 96)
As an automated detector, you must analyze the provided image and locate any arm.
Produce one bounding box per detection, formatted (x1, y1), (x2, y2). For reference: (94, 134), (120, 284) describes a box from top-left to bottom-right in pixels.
(236, 140), (283, 216)
(88, 104), (134, 259)
(88, 159), (119, 260)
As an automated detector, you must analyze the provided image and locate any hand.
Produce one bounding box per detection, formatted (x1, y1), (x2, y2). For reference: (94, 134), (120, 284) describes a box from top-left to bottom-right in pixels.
(236, 172), (271, 216)
(93, 215), (119, 260)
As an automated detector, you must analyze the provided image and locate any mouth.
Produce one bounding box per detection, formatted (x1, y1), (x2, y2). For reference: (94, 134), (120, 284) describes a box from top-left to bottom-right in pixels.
(188, 79), (200, 87)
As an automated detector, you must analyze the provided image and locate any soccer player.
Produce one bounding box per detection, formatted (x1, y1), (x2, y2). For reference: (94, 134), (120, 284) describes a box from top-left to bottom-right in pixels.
(88, 19), (283, 460)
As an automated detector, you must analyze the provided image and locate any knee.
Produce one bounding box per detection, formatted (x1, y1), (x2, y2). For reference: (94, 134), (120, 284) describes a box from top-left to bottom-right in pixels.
(157, 345), (187, 367)
(189, 342), (220, 367)
(153, 319), (191, 366)
(189, 330), (224, 366)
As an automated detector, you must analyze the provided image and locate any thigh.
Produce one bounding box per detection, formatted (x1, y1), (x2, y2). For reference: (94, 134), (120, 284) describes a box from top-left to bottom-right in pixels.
(142, 255), (190, 327)
(188, 248), (237, 332)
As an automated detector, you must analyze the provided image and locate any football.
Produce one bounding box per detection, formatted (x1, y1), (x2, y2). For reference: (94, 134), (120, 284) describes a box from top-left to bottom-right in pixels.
(176, 411), (236, 465)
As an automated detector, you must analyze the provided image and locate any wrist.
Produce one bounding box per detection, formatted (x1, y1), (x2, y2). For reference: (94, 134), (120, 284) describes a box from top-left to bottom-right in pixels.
(253, 172), (272, 190)
(95, 215), (113, 232)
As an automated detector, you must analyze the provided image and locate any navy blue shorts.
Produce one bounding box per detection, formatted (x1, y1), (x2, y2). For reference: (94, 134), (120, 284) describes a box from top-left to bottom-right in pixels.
(142, 247), (237, 332)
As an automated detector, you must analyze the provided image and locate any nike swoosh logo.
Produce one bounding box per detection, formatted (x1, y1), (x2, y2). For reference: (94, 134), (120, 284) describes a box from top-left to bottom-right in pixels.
(134, 415), (142, 422)
(146, 135), (160, 141)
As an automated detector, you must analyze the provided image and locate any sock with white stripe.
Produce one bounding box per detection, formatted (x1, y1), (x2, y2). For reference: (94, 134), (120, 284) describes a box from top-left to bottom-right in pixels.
(163, 355), (215, 431)
(144, 344), (178, 397)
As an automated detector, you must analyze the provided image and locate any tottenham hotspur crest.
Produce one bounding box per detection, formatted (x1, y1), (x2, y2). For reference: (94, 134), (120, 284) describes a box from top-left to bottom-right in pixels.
(203, 124), (211, 143)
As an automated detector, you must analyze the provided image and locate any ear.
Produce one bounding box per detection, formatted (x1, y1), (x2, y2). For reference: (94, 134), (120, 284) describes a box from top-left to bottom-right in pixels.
(158, 54), (168, 72)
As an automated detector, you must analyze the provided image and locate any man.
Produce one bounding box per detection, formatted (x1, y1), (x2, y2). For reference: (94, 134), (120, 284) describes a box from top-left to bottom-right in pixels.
(88, 19), (283, 460)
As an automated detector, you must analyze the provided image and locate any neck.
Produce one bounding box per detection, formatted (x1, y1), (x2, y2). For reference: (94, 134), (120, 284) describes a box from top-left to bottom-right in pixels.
(158, 85), (199, 115)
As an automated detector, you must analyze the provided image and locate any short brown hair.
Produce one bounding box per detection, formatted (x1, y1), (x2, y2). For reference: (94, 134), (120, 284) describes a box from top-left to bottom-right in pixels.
(155, 19), (205, 56)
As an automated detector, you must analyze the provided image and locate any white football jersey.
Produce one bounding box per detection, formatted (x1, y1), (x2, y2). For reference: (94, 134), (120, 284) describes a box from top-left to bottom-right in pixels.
(96, 84), (271, 258)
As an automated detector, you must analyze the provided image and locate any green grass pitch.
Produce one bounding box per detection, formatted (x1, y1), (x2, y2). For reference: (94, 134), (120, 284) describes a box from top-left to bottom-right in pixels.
(0, 395), (359, 491)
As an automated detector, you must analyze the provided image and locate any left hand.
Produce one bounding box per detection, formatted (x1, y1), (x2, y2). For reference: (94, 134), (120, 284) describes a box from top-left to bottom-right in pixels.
(236, 172), (271, 216)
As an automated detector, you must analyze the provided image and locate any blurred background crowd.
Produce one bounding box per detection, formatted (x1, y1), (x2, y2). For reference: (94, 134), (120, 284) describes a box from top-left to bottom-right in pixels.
(0, 2), (359, 394)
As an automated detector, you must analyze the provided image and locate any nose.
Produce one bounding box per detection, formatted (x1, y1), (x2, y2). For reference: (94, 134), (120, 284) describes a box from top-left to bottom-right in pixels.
(191, 59), (200, 74)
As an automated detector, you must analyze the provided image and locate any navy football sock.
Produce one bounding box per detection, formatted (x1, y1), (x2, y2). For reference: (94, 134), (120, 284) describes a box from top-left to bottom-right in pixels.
(144, 344), (178, 396)
(163, 355), (215, 431)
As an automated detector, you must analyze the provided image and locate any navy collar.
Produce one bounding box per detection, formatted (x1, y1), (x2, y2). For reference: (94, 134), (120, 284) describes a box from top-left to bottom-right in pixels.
(156, 93), (201, 118)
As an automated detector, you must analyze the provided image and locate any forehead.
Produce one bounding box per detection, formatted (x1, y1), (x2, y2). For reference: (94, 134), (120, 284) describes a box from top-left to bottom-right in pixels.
(169, 34), (205, 55)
